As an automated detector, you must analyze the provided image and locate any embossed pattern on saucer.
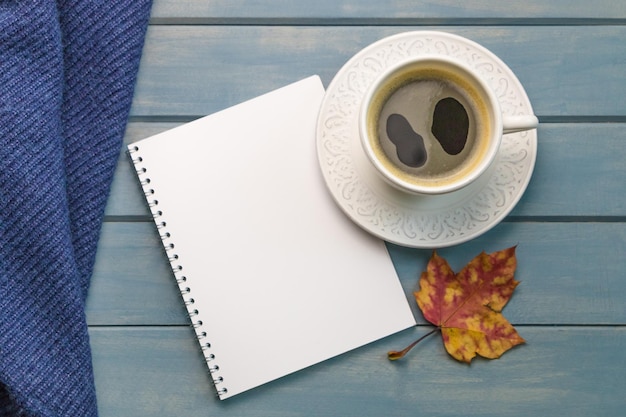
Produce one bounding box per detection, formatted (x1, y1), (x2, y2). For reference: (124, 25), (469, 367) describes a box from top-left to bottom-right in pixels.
(316, 31), (537, 248)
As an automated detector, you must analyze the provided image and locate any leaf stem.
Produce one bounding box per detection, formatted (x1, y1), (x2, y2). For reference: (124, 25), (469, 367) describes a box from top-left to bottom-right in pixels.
(387, 327), (440, 361)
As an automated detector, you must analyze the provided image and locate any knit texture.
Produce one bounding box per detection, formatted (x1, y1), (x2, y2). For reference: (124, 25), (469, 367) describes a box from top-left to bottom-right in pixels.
(0, 1), (151, 415)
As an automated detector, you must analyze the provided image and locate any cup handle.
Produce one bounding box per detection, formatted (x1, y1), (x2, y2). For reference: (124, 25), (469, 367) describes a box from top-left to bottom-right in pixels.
(502, 114), (538, 135)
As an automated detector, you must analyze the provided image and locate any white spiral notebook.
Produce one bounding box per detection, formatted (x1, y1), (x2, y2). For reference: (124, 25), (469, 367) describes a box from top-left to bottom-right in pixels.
(128, 76), (416, 400)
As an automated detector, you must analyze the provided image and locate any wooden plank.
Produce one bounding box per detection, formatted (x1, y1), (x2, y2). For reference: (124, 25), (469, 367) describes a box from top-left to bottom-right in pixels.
(87, 222), (626, 325)
(130, 26), (626, 117)
(91, 325), (626, 417)
(510, 123), (626, 217)
(107, 123), (173, 218)
(106, 123), (626, 217)
(387, 222), (626, 325)
(88, 221), (187, 325)
(91, 4), (625, 416)
(150, 0), (626, 20)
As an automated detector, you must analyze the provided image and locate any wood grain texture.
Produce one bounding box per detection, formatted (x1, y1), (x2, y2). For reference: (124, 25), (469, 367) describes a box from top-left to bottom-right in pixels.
(87, 222), (186, 325)
(150, 0), (626, 20)
(106, 123), (626, 217)
(92, 326), (626, 417)
(90, 1), (626, 414)
(87, 222), (626, 326)
(130, 26), (626, 117)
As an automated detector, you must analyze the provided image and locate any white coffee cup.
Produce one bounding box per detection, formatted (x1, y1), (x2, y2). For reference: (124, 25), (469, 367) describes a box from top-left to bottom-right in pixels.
(359, 55), (538, 195)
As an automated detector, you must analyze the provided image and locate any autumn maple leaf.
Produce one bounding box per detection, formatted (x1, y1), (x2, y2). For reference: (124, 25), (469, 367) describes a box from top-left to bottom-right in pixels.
(389, 246), (525, 363)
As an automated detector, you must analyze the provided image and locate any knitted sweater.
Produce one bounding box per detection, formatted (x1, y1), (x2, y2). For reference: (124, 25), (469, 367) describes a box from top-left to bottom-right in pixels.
(0, 1), (151, 415)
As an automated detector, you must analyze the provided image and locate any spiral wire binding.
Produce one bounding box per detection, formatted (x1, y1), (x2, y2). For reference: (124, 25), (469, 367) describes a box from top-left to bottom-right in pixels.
(129, 145), (228, 398)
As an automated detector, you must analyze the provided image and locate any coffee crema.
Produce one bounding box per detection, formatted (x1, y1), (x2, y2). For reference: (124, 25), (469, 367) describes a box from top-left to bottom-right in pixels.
(365, 65), (493, 188)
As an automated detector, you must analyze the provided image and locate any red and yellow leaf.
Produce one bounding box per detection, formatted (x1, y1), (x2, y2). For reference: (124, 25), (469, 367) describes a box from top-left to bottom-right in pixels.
(415, 246), (524, 363)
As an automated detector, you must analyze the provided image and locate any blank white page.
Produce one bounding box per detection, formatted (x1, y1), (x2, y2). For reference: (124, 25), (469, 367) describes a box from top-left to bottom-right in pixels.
(129, 76), (416, 399)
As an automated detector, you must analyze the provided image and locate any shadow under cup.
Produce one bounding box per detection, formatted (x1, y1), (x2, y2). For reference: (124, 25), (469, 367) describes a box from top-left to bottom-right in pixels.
(360, 57), (502, 195)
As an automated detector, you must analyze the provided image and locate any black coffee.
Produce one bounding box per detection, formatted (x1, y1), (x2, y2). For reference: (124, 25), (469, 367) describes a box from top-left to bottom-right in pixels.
(385, 113), (427, 168)
(377, 78), (478, 176)
(367, 66), (492, 188)
(431, 97), (470, 156)
(384, 95), (469, 169)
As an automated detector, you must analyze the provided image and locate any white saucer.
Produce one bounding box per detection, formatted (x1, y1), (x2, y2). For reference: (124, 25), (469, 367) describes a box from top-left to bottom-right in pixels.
(316, 31), (537, 248)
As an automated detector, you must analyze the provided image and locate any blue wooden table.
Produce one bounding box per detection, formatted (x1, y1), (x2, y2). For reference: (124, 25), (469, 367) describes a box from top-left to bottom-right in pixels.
(90, 1), (626, 415)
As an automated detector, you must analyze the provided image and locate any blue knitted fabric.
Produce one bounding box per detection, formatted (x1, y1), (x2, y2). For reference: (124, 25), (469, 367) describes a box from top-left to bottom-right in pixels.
(0, 1), (151, 415)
